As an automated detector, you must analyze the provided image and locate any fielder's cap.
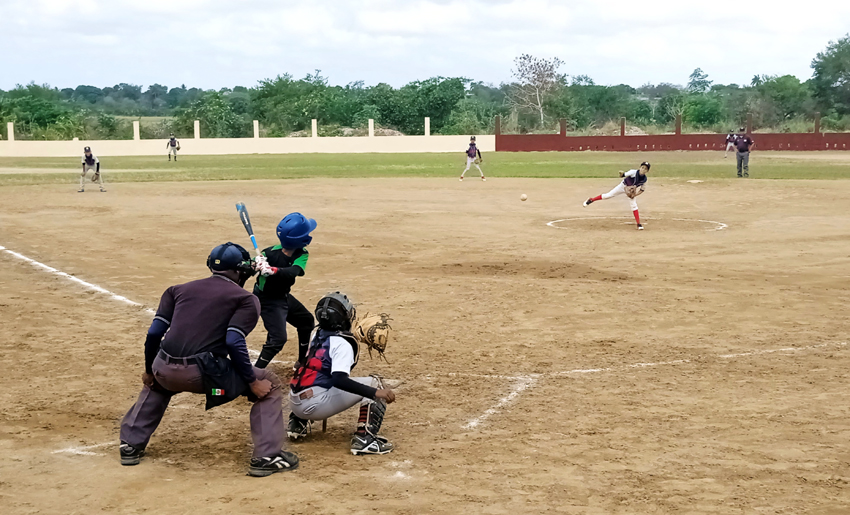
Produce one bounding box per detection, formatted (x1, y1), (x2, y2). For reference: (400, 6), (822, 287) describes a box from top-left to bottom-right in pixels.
(739, 127), (745, 131)
(470, 136), (476, 140)
(84, 146), (91, 152)
(640, 161), (651, 170)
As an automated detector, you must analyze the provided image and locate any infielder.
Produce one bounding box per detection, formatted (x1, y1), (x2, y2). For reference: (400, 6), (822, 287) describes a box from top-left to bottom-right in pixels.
(724, 130), (736, 158)
(460, 136), (485, 181)
(79, 146), (106, 193)
(166, 133), (180, 161)
(119, 242), (299, 476)
(582, 161), (650, 230)
(252, 213), (317, 370)
(286, 292), (396, 455)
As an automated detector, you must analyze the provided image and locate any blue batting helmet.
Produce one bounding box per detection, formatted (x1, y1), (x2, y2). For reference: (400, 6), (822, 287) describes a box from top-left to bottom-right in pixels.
(276, 212), (317, 249)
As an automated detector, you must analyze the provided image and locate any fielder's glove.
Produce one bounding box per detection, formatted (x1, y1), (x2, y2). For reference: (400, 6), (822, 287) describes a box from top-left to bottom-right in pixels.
(176, 146), (181, 151)
(474, 158), (481, 165)
(353, 312), (392, 362)
(91, 173), (100, 183)
(625, 185), (637, 199)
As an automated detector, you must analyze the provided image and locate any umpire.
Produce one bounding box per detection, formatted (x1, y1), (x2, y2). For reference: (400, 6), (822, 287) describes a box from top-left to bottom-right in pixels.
(119, 242), (299, 476)
(734, 127), (755, 177)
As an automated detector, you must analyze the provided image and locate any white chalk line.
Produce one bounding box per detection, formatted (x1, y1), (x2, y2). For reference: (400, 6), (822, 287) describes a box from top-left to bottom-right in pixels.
(463, 376), (539, 430)
(52, 442), (116, 456)
(460, 342), (846, 430)
(1, 245), (155, 314)
(547, 217), (728, 231)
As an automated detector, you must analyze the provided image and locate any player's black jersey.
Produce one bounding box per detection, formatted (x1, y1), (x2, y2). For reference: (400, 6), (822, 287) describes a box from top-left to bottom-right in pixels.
(253, 246), (308, 298)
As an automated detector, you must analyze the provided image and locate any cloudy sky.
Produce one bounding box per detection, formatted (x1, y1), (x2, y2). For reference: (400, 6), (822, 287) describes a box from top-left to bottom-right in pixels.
(3, 0), (849, 91)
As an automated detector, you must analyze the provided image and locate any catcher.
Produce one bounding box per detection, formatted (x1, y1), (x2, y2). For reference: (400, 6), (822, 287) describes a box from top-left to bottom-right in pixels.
(582, 161), (650, 230)
(287, 292), (396, 455)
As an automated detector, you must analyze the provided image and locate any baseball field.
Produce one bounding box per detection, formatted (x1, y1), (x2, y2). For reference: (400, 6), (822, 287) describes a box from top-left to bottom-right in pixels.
(1, 151), (849, 514)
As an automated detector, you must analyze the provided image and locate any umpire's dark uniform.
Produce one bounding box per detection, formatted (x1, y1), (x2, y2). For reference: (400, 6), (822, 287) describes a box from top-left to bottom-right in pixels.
(120, 245), (296, 475)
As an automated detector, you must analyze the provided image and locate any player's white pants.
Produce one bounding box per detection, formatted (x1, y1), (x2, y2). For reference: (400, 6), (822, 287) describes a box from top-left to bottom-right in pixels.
(725, 142), (735, 155)
(80, 165), (104, 189)
(601, 182), (638, 211)
(168, 146), (178, 157)
(289, 376), (380, 421)
(461, 157), (483, 177)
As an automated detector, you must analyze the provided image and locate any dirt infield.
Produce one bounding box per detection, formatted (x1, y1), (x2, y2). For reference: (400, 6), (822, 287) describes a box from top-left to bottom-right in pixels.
(1, 176), (849, 514)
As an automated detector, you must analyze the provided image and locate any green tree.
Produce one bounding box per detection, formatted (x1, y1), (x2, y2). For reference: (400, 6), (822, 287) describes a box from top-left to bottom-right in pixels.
(687, 68), (712, 93)
(177, 91), (247, 138)
(811, 33), (850, 114)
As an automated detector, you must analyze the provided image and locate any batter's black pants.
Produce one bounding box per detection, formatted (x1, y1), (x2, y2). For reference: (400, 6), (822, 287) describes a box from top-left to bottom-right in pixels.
(255, 294), (314, 368)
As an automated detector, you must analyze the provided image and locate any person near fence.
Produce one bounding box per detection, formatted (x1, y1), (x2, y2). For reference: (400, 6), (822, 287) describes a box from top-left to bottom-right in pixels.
(724, 130), (737, 158)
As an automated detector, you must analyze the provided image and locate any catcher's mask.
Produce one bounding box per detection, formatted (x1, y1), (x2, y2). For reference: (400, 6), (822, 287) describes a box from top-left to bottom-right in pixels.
(207, 242), (256, 287)
(316, 292), (356, 331)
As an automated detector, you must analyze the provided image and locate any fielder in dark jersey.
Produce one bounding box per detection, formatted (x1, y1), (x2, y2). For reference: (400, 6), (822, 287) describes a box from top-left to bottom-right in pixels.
(252, 212), (317, 369)
(119, 242), (298, 477)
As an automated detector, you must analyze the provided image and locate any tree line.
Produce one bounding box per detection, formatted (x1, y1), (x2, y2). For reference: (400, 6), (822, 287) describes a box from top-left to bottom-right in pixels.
(1, 34), (848, 141)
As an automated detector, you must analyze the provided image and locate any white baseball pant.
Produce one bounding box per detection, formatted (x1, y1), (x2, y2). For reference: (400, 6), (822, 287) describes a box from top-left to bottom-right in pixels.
(289, 376), (380, 421)
(602, 182), (638, 211)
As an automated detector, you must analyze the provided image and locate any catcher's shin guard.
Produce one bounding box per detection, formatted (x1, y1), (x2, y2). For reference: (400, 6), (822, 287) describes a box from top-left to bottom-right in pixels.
(357, 379), (387, 437)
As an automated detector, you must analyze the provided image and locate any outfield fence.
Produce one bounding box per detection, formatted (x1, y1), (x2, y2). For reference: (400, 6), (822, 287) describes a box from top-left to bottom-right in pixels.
(0, 118), (494, 157)
(495, 114), (850, 152)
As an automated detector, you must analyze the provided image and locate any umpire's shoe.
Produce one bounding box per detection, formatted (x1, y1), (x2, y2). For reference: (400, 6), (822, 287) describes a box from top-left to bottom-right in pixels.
(248, 451), (299, 477)
(119, 442), (144, 466)
(350, 434), (394, 455)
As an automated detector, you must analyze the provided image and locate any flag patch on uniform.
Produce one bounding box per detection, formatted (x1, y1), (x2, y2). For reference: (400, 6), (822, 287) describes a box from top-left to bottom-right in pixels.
(211, 388), (225, 396)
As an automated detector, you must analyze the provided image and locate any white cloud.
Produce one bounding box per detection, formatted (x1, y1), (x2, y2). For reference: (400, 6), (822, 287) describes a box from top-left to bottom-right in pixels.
(2, 0), (849, 90)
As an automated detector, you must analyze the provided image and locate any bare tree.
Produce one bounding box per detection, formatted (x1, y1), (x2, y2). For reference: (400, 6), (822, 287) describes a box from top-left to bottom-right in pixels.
(506, 54), (564, 126)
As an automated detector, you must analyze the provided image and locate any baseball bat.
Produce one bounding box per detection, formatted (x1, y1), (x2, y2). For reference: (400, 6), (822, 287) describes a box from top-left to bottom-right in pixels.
(235, 202), (261, 256)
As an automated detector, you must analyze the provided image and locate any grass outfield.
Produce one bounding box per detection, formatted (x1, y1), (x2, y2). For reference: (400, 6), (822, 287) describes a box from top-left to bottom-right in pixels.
(2, 150), (850, 186)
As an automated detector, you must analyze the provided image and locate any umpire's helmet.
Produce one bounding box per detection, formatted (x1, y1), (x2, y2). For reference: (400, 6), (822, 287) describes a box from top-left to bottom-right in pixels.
(315, 292), (356, 331)
(277, 212), (317, 249)
(207, 242), (255, 284)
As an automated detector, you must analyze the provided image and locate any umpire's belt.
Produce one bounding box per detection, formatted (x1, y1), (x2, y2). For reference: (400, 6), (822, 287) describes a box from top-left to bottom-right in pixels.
(158, 349), (202, 366)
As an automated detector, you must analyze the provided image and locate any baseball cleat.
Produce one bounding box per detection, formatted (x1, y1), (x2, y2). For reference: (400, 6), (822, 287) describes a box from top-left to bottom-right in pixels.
(459, 176), (464, 181)
(350, 434), (394, 455)
(100, 188), (107, 192)
(287, 414), (310, 440)
(119, 442), (144, 466)
(481, 176), (486, 181)
(583, 198), (593, 207)
(78, 189), (85, 193)
(248, 451), (299, 477)
(637, 224), (644, 230)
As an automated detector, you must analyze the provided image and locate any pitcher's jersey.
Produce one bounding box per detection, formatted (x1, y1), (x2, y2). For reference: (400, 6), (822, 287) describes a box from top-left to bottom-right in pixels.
(622, 169), (647, 187)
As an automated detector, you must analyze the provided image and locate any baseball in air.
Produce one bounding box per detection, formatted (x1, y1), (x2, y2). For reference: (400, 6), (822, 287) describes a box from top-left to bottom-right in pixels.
(520, 194), (528, 201)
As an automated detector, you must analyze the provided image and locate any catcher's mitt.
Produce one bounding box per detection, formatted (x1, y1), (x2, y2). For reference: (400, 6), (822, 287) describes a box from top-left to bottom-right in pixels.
(625, 185), (637, 199)
(353, 312), (392, 362)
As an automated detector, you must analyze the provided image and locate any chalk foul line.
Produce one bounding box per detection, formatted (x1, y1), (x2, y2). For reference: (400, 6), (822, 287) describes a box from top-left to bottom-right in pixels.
(461, 341), (846, 431)
(52, 442), (116, 456)
(463, 375), (539, 430)
(1, 245), (155, 314)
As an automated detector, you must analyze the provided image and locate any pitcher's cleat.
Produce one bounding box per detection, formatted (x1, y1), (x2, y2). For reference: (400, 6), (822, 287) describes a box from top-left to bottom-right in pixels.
(583, 198), (593, 207)
(119, 442), (144, 466)
(350, 434), (394, 455)
(637, 224), (644, 230)
(248, 451), (299, 477)
(481, 176), (486, 181)
(459, 176), (463, 181)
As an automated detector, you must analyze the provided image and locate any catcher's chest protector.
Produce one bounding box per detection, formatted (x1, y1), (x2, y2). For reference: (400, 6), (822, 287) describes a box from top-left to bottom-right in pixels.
(290, 330), (359, 392)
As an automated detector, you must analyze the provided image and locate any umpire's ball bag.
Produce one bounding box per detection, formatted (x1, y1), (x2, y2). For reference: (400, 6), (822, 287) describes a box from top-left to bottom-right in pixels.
(197, 353), (249, 410)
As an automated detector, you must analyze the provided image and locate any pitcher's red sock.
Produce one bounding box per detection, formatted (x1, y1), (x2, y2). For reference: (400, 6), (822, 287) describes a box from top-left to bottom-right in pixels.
(592, 195), (602, 201)
(633, 209), (640, 224)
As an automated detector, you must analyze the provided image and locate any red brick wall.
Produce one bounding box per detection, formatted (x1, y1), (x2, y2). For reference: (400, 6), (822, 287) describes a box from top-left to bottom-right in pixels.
(496, 132), (850, 152)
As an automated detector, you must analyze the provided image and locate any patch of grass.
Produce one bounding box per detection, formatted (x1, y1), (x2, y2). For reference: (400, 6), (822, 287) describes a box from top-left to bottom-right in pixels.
(2, 151), (850, 187)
